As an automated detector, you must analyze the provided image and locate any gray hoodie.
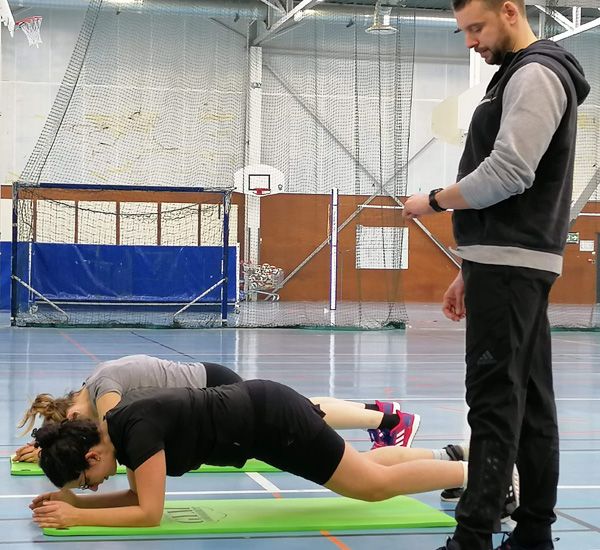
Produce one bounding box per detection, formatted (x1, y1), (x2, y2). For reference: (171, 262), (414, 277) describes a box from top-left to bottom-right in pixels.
(452, 39), (591, 274)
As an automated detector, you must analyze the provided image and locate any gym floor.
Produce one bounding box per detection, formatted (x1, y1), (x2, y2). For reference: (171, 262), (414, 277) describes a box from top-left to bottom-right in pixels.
(1, 313), (599, 549)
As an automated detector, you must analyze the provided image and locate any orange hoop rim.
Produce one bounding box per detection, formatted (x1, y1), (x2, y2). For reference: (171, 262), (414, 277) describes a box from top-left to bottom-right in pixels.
(15, 15), (42, 27)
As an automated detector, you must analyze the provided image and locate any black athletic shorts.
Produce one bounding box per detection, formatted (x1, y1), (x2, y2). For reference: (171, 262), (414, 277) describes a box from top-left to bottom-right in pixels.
(204, 362), (243, 387)
(244, 379), (346, 485)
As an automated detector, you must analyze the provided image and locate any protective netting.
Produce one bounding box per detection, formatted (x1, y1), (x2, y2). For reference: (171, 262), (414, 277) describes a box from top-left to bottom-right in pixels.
(541, 0), (564, 39)
(261, 15), (412, 197)
(19, 0), (248, 189)
(13, 1), (415, 329)
(237, 10), (414, 328)
(550, 22), (600, 329)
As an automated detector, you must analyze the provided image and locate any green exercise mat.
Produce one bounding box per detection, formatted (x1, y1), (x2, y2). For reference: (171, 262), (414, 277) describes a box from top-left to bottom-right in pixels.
(10, 457), (279, 476)
(43, 496), (456, 536)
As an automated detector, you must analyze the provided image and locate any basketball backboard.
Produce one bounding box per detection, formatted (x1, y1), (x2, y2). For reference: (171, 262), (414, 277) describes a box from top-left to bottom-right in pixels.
(234, 164), (285, 197)
(1, 0), (15, 36)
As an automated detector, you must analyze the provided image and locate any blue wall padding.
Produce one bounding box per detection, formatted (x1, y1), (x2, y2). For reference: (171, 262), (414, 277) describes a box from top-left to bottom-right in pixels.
(0, 242), (10, 309)
(14, 243), (237, 304)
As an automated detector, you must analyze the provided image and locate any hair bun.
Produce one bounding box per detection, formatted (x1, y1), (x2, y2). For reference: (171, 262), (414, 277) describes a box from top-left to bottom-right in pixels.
(32, 422), (61, 448)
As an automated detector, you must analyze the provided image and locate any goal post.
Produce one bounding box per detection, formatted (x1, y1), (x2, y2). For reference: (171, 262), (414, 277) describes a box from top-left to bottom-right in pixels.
(11, 183), (238, 328)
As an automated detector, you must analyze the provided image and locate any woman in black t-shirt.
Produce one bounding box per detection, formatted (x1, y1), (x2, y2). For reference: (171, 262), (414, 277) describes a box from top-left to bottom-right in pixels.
(29, 381), (467, 529)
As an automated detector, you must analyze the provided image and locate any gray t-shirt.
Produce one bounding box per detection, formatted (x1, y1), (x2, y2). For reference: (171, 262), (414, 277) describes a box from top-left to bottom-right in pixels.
(84, 354), (208, 405)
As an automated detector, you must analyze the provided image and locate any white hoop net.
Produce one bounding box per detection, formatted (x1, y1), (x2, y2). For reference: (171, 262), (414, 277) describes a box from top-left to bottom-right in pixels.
(16, 16), (42, 47)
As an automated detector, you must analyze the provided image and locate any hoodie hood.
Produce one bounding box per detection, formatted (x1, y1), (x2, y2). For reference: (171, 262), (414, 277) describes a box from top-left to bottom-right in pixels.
(510, 39), (590, 106)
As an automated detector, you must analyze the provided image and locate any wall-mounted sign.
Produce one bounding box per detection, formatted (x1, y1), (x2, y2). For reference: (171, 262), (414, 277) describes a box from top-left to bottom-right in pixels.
(566, 232), (579, 244)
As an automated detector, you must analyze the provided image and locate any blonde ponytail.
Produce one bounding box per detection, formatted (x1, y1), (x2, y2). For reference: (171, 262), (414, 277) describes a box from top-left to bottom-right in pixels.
(17, 392), (77, 436)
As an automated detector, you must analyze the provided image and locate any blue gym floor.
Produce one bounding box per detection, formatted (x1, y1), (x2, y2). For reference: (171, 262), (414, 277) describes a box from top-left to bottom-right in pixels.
(1, 315), (599, 549)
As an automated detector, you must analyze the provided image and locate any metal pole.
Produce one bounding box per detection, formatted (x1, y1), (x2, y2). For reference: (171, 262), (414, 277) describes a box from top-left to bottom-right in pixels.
(172, 278), (226, 319)
(11, 275), (69, 320)
(329, 188), (339, 311)
(221, 191), (231, 326)
(10, 183), (19, 325)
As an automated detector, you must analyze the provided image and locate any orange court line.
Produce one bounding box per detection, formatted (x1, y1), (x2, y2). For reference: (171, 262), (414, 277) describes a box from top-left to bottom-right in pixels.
(321, 530), (351, 550)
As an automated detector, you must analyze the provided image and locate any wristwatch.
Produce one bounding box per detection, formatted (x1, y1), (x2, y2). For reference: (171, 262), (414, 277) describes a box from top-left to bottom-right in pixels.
(428, 188), (446, 212)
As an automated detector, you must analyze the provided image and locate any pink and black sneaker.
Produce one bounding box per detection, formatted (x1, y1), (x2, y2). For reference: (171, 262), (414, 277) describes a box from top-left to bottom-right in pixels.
(368, 410), (421, 448)
(375, 400), (401, 415)
(387, 410), (421, 447)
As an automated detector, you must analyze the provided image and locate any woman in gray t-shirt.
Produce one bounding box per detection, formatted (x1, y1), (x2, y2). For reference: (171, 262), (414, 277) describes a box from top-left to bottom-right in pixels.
(15, 355), (242, 462)
(15, 355), (421, 463)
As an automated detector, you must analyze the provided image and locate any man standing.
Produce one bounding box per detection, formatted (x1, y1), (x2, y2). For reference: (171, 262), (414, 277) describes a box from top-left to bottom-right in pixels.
(403, 0), (590, 549)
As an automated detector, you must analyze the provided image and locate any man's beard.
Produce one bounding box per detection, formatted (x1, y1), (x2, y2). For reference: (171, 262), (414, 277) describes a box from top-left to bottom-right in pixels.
(486, 48), (506, 65)
(486, 33), (514, 65)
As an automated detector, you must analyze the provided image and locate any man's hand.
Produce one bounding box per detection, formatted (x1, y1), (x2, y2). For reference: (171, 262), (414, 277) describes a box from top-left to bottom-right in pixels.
(32, 500), (80, 529)
(403, 193), (434, 220)
(14, 443), (40, 463)
(443, 271), (466, 322)
(30, 489), (78, 511)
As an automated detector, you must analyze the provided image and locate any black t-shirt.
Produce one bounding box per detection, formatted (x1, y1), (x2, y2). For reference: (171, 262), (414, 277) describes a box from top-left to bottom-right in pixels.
(105, 385), (254, 476)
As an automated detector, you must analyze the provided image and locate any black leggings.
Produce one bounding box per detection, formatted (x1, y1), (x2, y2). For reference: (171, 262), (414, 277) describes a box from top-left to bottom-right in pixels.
(204, 362), (243, 387)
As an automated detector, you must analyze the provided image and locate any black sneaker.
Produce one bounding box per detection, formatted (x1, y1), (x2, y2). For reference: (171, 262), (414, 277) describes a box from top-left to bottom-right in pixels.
(495, 534), (559, 549)
(435, 538), (461, 550)
(440, 486), (464, 502)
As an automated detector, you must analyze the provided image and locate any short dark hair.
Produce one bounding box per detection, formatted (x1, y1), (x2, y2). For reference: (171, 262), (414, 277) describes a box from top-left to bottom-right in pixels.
(33, 419), (100, 488)
(452, 0), (525, 13)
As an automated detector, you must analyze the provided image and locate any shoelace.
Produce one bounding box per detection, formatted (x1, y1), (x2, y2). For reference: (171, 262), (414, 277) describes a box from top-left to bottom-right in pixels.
(368, 429), (386, 445)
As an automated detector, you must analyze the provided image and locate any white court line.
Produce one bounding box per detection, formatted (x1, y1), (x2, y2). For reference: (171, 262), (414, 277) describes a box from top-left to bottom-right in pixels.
(3, 361), (600, 367)
(2, 485), (599, 500)
(554, 338), (600, 348)
(0, 356), (474, 358)
(245, 472), (282, 493)
(342, 397), (600, 402)
(3, 491), (329, 501)
(2, 354), (600, 360)
(557, 486), (600, 489)
(5, 395), (592, 403)
(0, 356), (600, 366)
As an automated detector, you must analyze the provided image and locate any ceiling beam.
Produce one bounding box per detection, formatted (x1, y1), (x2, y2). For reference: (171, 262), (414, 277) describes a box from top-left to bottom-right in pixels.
(253, 0), (322, 47)
(257, 0), (285, 14)
(527, 0), (600, 6)
(534, 4), (575, 31)
(550, 14), (600, 40)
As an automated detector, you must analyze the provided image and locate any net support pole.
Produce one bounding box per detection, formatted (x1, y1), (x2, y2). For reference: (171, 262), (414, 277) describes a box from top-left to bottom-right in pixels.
(172, 278), (226, 320)
(10, 183), (18, 324)
(221, 191), (231, 326)
(244, 46), (263, 269)
(329, 187), (339, 312)
(11, 275), (69, 321)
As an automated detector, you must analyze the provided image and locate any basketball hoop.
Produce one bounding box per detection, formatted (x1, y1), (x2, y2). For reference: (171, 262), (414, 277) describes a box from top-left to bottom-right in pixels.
(253, 188), (270, 196)
(16, 16), (43, 48)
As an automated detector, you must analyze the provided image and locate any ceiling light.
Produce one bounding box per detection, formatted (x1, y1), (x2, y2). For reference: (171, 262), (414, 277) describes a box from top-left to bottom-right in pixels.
(366, 2), (397, 35)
